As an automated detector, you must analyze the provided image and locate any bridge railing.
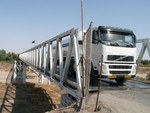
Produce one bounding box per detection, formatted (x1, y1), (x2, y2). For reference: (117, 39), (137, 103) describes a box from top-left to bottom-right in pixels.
(19, 28), (82, 101)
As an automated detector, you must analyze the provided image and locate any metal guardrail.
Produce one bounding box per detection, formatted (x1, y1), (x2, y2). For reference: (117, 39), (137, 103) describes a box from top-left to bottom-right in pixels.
(19, 28), (82, 102)
(136, 38), (150, 71)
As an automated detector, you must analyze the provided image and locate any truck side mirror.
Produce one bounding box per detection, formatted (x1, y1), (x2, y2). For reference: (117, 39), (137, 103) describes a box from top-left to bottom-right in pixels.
(92, 30), (99, 44)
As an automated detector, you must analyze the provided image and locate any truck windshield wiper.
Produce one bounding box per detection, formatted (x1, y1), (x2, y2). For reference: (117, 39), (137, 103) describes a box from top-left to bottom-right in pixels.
(114, 55), (128, 61)
(114, 41), (120, 46)
(124, 42), (133, 47)
(103, 40), (119, 46)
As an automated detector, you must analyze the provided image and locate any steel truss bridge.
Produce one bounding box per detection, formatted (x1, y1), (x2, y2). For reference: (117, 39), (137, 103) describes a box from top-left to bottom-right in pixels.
(13, 23), (150, 108)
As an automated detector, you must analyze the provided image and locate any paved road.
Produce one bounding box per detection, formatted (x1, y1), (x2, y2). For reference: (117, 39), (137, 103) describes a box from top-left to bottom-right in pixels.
(125, 80), (150, 89)
(89, 79), (150, 91)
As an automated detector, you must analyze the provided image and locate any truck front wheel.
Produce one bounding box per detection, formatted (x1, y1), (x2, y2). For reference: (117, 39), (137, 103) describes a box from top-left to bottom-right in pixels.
(115, 78), (126, 85)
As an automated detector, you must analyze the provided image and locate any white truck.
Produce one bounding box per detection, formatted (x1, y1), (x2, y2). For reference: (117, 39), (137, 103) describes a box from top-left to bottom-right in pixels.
(62, 26), (137, 84)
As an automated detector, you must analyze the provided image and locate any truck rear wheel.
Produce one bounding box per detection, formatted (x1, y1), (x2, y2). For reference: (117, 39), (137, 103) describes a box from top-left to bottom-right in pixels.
(115, 78), (126, 85)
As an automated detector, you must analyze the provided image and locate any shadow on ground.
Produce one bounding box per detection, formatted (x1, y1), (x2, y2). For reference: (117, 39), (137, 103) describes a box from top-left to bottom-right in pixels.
(0, 68), (56, 113)
(0, 83), (56, 113)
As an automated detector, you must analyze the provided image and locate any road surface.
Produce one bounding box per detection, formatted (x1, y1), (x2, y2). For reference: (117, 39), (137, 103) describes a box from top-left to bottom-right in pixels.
(85, 79), (150, 113)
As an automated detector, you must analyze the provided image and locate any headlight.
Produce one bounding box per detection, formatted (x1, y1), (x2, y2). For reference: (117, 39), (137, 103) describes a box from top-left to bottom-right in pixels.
(98, 63), (108, 75)
(132, 64), (137, 74)
(102, 64), (108, 74)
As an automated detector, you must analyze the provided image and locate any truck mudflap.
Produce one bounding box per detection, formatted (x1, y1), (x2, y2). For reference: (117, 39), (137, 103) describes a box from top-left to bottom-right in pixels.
(102, 75), (136, 79)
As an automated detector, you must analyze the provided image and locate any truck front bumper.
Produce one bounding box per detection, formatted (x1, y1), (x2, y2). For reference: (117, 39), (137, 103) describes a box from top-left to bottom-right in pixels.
(99, 63), (137, 79)
(102, 74), (136, 79)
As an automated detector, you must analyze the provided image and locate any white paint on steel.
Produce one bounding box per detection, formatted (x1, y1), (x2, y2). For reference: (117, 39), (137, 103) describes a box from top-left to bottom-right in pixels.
(19, 28), (83, 102)
(22, 63), (26, 84)
(13, 60), (17, 83)
(13, 60), (26, 84)
(136, 38), (150, 71)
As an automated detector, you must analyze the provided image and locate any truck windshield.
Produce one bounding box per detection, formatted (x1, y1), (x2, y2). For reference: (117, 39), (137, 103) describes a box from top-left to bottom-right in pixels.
(101, 31), (136, 47)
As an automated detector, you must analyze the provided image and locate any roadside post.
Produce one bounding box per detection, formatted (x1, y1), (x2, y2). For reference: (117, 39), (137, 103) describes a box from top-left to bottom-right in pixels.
(95, 55), (103, 112)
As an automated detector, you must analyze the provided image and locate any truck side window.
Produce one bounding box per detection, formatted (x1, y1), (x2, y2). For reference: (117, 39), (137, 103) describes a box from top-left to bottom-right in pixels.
(92, 30), (99, 44)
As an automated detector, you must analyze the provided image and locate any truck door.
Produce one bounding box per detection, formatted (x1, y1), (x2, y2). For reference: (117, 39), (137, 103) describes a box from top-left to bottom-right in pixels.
(92, 30), (101, 70)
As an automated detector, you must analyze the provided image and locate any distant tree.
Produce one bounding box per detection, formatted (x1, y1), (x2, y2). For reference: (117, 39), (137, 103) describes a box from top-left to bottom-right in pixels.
(12, 52), (19, 60)
(141, 60), (150, 65)
(5, 52), (13, 61)
(0, 49), (6, 61)
(0, 49), (19, 62)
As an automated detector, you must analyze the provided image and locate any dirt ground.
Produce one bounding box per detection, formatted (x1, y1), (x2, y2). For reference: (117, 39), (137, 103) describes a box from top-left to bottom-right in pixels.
(0, 62), (150, 113)
(0, 83), (66, 113)
(136, 67), (150, 79)
(0, 62), (66, 113)
(137, 67), (150, 74)
(0, 62), (13, 72)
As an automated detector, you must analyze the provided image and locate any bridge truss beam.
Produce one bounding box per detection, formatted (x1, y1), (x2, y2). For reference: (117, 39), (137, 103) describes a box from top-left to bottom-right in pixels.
(19, 28), (82, 102)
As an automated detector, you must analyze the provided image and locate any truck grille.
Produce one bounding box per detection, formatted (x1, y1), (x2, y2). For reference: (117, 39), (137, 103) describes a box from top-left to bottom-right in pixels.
(108, 55), (134, 61)
(109, 65), (132, 69)
(110, 71), (130, 74)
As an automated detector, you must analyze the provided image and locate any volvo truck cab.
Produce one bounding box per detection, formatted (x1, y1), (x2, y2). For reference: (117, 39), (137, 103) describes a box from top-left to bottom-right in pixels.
(91, 26), (136, 84)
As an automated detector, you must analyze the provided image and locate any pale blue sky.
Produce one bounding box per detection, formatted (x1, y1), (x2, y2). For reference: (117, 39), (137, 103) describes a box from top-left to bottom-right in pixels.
(0, 0), (150, 59)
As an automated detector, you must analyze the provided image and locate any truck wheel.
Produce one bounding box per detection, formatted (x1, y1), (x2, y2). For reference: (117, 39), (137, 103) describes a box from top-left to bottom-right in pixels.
(68, 58), (76, 78)
(115, 78), (126, 85)
(90, 64), (98, 85)
(90, 64), (94, 77)
(90, 64), (94, 82)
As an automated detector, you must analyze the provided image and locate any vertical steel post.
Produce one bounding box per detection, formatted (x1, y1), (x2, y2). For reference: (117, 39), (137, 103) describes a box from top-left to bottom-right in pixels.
(52, 41), (59, 78)
(81, 0), (84, 41)
(22, 63), (26, 84)
(47, 42), (53, 85)
(34, 49), (35, 67)
(95, 55), (103, 112)
(43, 45), (46, 73)
(36, 48), (39, 68)
(32, 50), (34, 66)
(41, 46), (44, 71)
(34, 49), (36, 67)
(58, 39), (64, 80)
(38, 47), (42, 69)
(40, 47), (42, 70)
(49, 42), (53, 76)
(13, 60), (17, 83)
(34, 48), (37, 67)
(41, 74), (44, 84)
(73, 33), (82, 98)
(46, 43), (50, 74)
(81, 0), (85, 96)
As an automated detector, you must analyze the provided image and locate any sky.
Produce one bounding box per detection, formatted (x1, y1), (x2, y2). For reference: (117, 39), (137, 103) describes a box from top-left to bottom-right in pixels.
(0, 0), (150, 59)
